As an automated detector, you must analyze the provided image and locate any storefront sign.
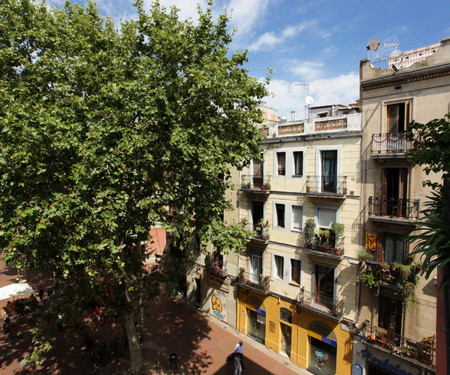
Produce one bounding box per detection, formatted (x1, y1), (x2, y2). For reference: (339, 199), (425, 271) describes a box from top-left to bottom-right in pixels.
(352, 363), (363, 375)
(208, 273), (230, 292)
(322, 336), (337, 348)
(361, 350), (412, 375)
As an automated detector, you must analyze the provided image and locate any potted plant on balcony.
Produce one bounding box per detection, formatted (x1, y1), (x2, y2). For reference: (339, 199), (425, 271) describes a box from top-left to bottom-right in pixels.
(256, 219), (269, 239)
(304, 218), (316, 248)
(331, 221), (345, 252)
(261, 181), (271, 190)
(241, 182), (251, 189)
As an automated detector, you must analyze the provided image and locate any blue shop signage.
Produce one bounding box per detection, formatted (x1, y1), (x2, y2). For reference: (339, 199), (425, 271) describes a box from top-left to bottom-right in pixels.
(361, 350), (412, 375)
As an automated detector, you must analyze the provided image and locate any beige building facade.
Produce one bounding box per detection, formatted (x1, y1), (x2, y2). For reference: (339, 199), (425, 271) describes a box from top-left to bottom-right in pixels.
(353, 37), (450, 375)
(235, 105), (362, 374)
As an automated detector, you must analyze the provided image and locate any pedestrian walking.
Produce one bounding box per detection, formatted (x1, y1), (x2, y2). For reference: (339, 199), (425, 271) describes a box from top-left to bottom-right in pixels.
(234, 340), (244, 370)
(233, 352), (242, 375)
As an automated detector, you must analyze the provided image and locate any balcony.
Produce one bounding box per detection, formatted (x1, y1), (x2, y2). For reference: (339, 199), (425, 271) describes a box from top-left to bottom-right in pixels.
(371, 133), (412, 159)
(250, 221), (270, 245)
(368, 197), (420, 222)
(362, 325), (435, 369)
(240, 175), (271, 195)
(237, 271), (270, 294)
(305, 175), (347, 197)
(298, 288), (344, 320)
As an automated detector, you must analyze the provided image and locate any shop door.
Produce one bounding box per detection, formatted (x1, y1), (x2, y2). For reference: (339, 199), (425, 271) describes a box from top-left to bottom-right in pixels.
(247, 309), (265, 344)
(280, 323), (292, 358)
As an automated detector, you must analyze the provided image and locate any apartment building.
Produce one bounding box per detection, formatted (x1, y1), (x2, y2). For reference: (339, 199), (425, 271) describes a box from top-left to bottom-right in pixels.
(352, 37), (450, 375)
(234, 104), (362, 374)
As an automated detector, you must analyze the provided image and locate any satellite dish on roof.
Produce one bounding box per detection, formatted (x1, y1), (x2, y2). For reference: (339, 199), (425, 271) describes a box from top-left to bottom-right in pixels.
(366, 38), (381, 51)
(305, 96), (314, 105)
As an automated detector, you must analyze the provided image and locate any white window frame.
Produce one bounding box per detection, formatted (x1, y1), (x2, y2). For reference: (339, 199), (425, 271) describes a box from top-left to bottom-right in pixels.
(291, 205), (304, 232)
(274, 255), (284, 280)
(314, 205), (339, 231)
(273, 201), (306, 233)
(271, 254), (304, 286)
(273, 147), (306, 180)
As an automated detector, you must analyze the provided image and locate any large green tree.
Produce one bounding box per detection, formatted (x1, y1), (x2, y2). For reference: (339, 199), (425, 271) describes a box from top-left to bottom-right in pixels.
(0, 0), (268, 373)
(405, 114), (450, 370)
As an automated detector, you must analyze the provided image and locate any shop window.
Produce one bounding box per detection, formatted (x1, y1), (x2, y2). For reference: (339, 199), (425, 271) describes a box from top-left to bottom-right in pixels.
(280, 307), (292, 324)
(277, 152), (286, 176)
(308, 336), (337, 375)
(276, 204), (285, 228)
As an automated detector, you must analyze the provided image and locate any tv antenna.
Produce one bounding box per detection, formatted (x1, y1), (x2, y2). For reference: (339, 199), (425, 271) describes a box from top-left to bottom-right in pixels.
(295, 83), (312, 119)
(384, 38), (400, 55)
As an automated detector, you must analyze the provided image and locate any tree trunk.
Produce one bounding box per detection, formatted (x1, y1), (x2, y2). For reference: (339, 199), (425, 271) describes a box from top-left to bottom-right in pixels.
(124, 312), (143, 375)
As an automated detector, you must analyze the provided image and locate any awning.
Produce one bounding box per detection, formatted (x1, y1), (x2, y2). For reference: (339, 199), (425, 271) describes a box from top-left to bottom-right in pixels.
(0, 283), (34, 301)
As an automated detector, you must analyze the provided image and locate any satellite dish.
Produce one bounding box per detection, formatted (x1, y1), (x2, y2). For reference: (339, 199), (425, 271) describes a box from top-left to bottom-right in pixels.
(305, 96), (314, 105)
(366, 38), (381, 51)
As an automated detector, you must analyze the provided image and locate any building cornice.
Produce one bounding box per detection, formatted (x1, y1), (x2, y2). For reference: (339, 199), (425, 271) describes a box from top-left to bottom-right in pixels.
(361, 63), (450, 91)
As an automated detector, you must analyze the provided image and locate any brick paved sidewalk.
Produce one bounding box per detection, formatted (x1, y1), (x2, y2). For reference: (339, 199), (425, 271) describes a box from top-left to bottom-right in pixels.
(1, 257), (311, 374)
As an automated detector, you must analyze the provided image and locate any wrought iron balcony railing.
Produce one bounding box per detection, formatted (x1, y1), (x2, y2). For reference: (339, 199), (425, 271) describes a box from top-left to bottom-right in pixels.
(298, 289), (344, 319)
(305, 175), (347, 195)
(371, 133), (412, 156)
(368, 197), (420, 220)
(240, 174), (271, 192)
(237, 271), (270, 294)
(362, 325), (435, 368)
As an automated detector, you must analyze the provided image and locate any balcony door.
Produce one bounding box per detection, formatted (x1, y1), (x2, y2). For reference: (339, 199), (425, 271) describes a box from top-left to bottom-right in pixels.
(248, 249), (263, 283)
(253, 160), (263, 188)
(314, 264), (335, 309)
(387, 102), (409, 133)
(250, 201), (264, 231)
(382, 168), (407, 216)
(321, 151), (337, 193)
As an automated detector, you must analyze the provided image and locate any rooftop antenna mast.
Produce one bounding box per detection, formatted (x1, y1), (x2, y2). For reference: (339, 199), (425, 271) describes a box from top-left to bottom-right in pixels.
(295, 83), (313, 119)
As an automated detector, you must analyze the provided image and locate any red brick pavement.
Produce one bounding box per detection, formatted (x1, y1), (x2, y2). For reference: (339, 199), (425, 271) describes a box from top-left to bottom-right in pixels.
(1, 257), (310, 374)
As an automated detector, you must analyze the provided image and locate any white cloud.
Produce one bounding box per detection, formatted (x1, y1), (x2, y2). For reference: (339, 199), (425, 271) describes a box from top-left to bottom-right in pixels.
(249, 20), (318, 52)
(287, 60), (324, 81)
(227, 0), (270, 36)
(263, 72), (359, 120)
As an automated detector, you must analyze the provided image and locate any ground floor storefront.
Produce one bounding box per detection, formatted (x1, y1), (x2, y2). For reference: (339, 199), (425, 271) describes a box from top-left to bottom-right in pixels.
(352, 338), (435, 375)
(236, 288), (353, 375)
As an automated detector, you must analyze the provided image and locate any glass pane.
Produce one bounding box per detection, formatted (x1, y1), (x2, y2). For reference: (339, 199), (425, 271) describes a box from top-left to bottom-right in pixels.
(318, 208), (336, 228)
(294, 151), (303, 176)
(277, 152), (286, 175)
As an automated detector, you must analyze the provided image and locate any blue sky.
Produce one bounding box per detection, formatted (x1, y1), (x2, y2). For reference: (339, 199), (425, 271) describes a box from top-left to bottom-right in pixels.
(48, 0), (450, 120)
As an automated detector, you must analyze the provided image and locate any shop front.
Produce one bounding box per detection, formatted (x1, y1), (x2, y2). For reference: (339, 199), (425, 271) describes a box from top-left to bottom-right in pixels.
(236, 288), (353, 374)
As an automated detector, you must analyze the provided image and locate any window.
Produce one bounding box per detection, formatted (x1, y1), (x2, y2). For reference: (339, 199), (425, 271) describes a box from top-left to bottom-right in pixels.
(291, 259), (301, 285)
(277, 152), (286, 176)
(274, 255), (284, 279)
(387, 102), (410, 133)
(293, 151), (303, 177)
(384, 233), (405, 263)
(292, 206), (303, 231)
(276, 204), (285, 228)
